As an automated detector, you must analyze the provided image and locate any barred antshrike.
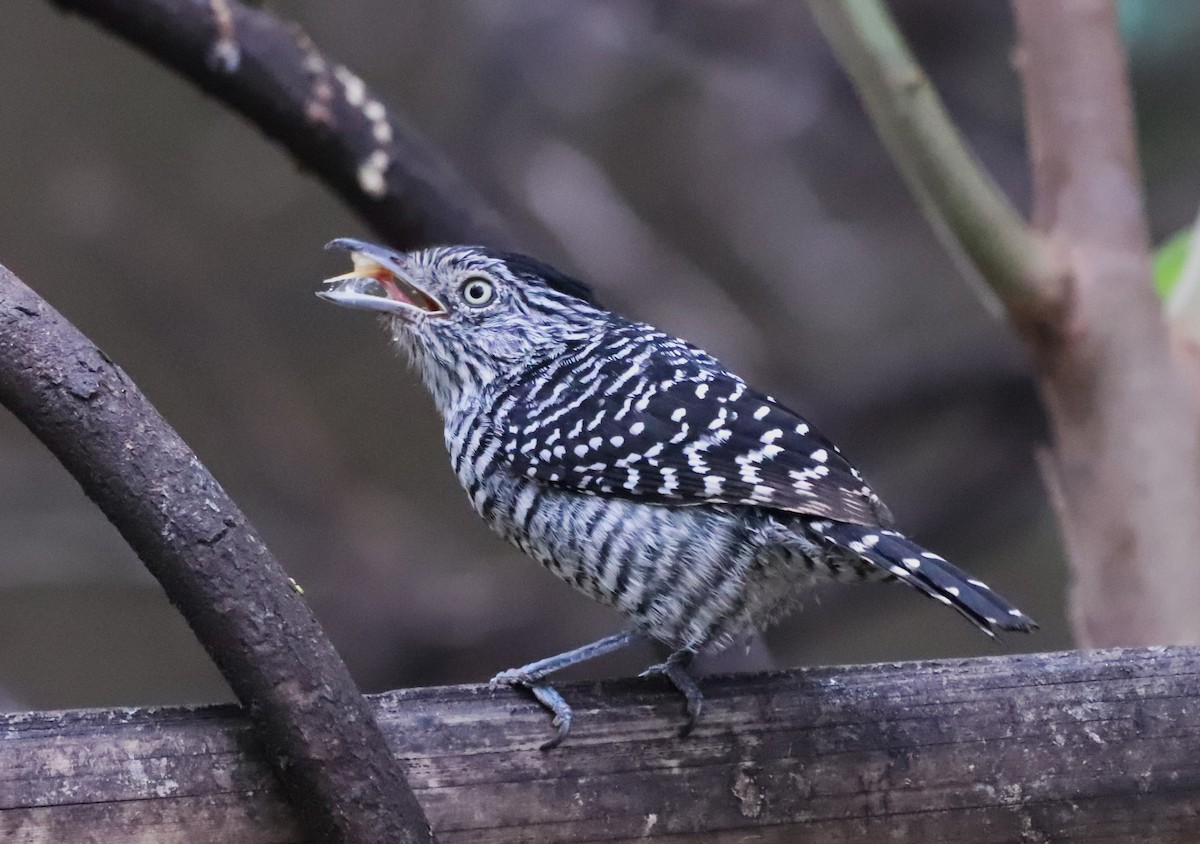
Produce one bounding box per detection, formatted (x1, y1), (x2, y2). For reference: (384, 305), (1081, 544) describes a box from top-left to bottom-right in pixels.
(318, 238), (1035, 748)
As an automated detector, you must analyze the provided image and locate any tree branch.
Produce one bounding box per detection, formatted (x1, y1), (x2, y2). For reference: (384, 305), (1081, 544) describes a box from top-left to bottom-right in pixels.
(0, 264), (432, 842)
(47, 0), (510, 251)
(807, 0), (1063, 312)
(810, 0), (1200, 646)
(4, 647), (1199, 842)
(1012, 0), (1200, 646)
(12, 1), (526, 835)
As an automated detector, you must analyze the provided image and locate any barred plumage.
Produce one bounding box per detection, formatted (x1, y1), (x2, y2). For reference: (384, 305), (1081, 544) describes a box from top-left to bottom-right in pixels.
(318, 238), (1036, 747)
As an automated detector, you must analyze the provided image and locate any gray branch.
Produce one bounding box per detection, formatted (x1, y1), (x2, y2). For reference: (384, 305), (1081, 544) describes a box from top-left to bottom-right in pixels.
(0, 265), (432, 842)
(48, 0), (510, 250)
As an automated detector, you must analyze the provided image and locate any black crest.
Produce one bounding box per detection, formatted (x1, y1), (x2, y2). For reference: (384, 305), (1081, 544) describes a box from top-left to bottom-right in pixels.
(483, 249), (598, 306)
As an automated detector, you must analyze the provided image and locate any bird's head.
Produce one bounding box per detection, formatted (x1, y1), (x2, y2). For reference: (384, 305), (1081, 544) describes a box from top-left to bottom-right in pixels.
(318, 238), (601, 413)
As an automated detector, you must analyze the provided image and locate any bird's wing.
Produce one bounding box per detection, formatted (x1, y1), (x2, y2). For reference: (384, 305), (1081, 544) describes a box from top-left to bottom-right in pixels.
(493, 342), (893, 527)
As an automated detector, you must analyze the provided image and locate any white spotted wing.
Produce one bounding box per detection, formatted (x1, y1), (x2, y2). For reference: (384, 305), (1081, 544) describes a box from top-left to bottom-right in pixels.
(493, 326), (893, 527)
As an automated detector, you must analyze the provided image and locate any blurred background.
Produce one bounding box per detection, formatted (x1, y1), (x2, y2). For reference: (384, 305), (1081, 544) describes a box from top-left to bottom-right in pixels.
(1, 0), (1195, 711)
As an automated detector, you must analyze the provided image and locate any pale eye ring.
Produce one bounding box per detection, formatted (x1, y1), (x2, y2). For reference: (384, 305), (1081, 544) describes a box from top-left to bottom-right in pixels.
(460, 277), (495, 307)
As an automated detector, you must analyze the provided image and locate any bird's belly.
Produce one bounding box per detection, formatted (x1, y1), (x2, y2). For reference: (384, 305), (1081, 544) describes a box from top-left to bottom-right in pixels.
(461, 465), (804, 649)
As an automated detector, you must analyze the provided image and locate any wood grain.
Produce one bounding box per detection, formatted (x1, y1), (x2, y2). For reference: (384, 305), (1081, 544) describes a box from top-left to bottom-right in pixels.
(3, 647), (1198, 842)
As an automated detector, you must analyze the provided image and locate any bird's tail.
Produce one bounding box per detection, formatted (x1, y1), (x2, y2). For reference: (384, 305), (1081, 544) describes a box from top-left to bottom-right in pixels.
(812, 521), (1037, 637)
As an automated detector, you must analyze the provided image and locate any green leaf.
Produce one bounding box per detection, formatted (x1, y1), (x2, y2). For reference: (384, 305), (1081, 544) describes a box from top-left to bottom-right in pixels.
(1155, 229), (1193, 300)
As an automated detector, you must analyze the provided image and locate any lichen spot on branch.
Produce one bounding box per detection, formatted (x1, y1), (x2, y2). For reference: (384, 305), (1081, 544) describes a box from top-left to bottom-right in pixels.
(332, 66), (394, 198)
(297, 33), (334, 126)
(358, 150), (391, 199)
(207, 0), (241, 72)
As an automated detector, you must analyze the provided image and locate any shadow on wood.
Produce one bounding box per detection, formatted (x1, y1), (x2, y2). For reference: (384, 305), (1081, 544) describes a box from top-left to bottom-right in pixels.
(2, 647), (1198, 843)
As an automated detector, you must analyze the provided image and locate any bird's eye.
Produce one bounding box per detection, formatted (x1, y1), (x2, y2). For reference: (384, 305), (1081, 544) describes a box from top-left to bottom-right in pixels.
(460, 277), (495, 307)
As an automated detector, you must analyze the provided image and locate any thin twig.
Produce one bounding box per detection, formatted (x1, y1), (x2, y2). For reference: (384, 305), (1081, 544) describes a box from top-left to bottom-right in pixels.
(0, 264), (433, 842)
(807, 0), (1062, 311)
(812, 0), (1200, 645)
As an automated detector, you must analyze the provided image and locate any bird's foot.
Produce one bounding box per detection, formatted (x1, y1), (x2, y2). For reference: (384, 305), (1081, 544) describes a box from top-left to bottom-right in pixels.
(486, 632), (644, 750)
(528, 684), (573, 750)
(640, 648), (702, 736)
(490, 670), (573, 750)
(489, 667), (539, 688)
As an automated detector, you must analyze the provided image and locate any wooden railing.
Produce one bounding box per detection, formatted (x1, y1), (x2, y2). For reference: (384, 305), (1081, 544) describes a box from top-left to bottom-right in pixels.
(4, 647), (1198, 843)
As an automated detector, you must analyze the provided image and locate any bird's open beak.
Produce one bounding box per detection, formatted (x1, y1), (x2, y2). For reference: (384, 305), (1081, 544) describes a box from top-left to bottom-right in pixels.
(317, 238), (446, 316)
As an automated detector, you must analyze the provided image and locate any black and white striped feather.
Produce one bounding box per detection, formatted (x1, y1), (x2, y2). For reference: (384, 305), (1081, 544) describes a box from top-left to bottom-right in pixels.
(491, 323), (893, 527)
(319, 240), (1037, 647)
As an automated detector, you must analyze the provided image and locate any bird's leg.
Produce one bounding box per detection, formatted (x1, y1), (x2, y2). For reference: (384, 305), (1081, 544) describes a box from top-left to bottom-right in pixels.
(490, 629), (644, 749)
(640, 647), (702, 736)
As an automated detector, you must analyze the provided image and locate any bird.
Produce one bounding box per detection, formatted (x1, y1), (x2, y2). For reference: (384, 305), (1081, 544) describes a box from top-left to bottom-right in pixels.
(317, 237), (1036, 748)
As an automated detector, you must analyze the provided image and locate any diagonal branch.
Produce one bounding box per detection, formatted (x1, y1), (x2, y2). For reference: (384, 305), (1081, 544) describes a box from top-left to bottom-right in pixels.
(807, 0), (1063, 313)
(0, 264), (433, 842)
(811, 0), (1200, 645)
(48, 0), (510, 251)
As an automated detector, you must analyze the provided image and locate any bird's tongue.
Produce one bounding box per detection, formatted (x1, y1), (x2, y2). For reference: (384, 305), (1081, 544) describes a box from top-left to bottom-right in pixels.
(321, 274), (394, 299)
(320, 255), (442, 313)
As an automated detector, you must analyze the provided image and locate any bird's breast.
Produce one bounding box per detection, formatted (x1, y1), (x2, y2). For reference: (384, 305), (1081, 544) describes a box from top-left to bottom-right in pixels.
(444, 409), (802, 649)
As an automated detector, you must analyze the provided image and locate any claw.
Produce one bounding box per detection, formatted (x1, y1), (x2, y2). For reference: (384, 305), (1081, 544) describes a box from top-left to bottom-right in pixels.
(641, 649), (703, 737)
(531, 684), (573, 750)
(483, 632), (644, 750)
(676, 675), (703, 737)
(489, 668), (533, 688)
(490, 671), (575, 750)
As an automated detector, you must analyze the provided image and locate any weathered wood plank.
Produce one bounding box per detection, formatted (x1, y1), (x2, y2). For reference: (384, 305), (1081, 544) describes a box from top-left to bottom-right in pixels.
(2, 647), (1198, 842)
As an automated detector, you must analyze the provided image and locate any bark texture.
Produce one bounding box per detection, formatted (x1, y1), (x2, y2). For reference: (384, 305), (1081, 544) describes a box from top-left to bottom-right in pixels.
(1013, 0), (1200, 646)
(3, 647), (1198, 843)
(0, 265), (432, 842)
(49, 0), (509, 251)
(812, 0), (1200, 646)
